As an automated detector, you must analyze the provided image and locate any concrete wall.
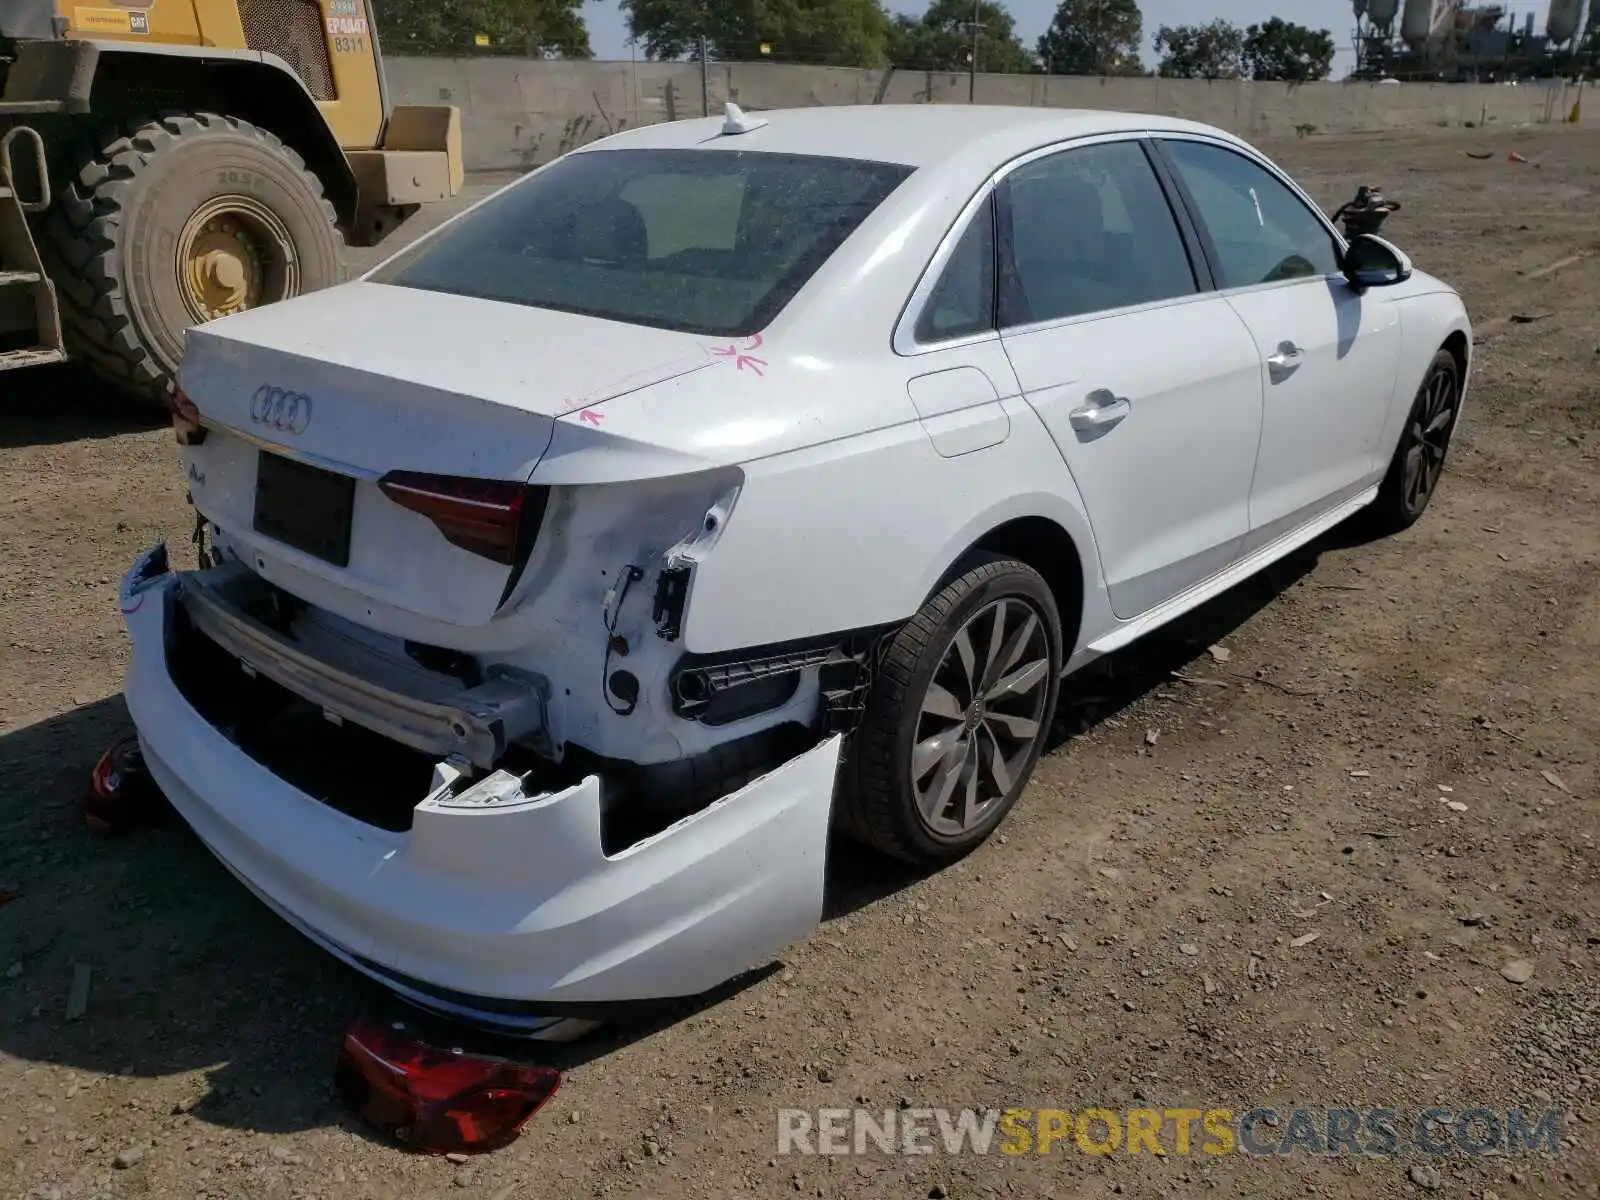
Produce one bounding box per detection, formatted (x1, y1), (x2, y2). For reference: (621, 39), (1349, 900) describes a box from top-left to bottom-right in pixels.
(383, 56), (1591, 172)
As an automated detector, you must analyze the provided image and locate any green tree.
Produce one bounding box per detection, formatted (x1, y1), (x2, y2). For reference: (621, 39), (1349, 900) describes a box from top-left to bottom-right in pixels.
(888, 0), (1036, 75)
(621, 0), (892, 67)
(373, 0), (592, 55)
(1242, 18), (1335, 81)
(1155, 18), (1244, 79)
(1036, 0), (1144, 75)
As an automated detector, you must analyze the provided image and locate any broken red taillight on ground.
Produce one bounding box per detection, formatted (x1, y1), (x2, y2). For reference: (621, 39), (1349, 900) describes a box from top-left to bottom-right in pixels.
(84, 737), (164, 834)
(334, 1015), (562, 1154)
(377, 472), (537, 566)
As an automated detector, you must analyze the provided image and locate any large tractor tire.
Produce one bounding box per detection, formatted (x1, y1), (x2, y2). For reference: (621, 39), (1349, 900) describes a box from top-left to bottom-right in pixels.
(43, 112), (343, 406)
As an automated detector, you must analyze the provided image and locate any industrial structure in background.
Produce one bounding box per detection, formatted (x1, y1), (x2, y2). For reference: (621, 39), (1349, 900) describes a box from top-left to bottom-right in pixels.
(0, 0), (464, 403)
(1351, 0), (1600, 79)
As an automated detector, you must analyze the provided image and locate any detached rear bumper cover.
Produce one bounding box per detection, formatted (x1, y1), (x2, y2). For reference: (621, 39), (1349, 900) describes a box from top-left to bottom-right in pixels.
(119, 546), (840, 1031)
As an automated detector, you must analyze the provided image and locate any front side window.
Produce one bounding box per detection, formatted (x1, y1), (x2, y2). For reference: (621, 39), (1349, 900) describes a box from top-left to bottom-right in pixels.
(372, 148), (914, 337)
(1160, 139), (1341, 289)
(997, 139), (1198, 327)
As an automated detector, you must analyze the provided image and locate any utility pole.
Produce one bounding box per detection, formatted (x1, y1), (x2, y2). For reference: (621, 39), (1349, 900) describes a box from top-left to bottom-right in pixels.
(967, 0), (982, 102)
(699, 32), (710, 116)
(698, 1), (710, 118)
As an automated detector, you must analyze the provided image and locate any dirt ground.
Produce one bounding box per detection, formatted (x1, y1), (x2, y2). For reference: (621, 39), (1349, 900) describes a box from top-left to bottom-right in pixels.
(1, 124), (1596, 1200)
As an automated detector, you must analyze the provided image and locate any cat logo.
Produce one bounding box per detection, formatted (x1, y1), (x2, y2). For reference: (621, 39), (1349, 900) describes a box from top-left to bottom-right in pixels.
(72, 6), (152, 33)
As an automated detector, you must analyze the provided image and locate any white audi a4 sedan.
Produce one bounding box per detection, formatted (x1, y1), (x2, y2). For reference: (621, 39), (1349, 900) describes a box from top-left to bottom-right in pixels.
(121, 103), (1471, 1038)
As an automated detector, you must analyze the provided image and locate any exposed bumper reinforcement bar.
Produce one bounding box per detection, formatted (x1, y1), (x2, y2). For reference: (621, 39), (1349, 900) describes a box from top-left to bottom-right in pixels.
(179, 562), (548, 769)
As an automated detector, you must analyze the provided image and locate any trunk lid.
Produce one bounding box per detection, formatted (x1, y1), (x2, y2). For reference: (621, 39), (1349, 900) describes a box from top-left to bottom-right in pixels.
(179, 282), (712, 629)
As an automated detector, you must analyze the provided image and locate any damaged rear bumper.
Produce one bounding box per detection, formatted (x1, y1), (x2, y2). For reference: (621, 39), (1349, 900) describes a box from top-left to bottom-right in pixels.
(179, 562), (550, 769)
(118, 544), (841, 1037)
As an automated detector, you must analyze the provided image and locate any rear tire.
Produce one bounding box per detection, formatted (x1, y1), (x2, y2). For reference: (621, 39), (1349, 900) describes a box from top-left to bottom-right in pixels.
(1362, 348), (1460, 536)
(843, 557), (1062, 866)
(43, 112), (343, 406)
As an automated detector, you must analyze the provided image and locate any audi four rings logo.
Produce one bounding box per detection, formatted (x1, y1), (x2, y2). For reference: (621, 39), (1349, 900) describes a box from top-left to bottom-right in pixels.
(250, 385), (313, 434)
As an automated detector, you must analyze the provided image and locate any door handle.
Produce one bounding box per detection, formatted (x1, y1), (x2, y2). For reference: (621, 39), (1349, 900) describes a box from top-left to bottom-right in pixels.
(1068, 389), (1131, 433)
(1266, 341), (1304, 380)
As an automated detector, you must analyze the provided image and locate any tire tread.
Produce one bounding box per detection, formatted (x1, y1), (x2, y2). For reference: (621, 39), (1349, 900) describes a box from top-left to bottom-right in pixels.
(40, 111), (340, 405)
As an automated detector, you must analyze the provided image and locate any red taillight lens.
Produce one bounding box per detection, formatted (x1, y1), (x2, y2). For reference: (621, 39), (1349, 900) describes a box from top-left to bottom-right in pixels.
(378, 472), (528, 565)
(167, 386), (204, 445)
(334, 1015), (561, 1154)
(168, 386), (200, 422)
(83, 737), (163, 834)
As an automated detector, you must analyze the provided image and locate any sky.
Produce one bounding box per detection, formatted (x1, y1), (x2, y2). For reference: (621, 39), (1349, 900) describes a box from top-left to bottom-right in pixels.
(578, 0), (1556, 77)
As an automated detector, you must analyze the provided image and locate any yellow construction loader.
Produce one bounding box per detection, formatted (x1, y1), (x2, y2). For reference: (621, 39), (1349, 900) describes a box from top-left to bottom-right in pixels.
(0, 0), (462, 403)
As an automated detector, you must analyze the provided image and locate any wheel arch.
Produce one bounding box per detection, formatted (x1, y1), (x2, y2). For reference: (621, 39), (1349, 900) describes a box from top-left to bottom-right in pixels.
(1441, 327), (1470, 382)
(1380, 296), (1473, 471)
(54, 43), (359, 231)
(936, 513), (1090, 656)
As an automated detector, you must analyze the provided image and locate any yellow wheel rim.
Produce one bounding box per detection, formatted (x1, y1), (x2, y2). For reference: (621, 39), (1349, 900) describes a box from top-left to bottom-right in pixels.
(177, 196), (300, 324)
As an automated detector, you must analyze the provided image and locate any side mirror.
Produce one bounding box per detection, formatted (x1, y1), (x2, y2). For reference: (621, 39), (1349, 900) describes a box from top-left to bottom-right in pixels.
(1342, 233), (1413, 290)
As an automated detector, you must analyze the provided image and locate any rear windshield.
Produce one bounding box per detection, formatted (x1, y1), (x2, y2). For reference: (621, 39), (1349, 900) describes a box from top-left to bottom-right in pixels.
(371, 148), (914, 337)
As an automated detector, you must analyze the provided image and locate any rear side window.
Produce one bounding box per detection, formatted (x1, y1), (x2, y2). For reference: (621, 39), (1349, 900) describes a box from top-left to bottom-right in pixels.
(372, 148), (914, 337)
(915, 196), (996, 343)
(998, 140), (1197, 327)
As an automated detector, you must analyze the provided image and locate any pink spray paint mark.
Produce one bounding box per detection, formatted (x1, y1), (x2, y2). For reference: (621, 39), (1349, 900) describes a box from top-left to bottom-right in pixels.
(709, 333), (767, 377)
(576, 408), (604, 427)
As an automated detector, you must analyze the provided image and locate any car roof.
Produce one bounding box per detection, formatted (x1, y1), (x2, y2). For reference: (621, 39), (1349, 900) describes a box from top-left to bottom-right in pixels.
(573, 104), (1241, 172)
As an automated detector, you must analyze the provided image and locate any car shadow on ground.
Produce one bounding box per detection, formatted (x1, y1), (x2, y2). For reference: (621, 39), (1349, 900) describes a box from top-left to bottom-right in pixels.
(0, 365), (165, 449)
(823, 530), (1340, 921)
(1045, 533), (1342, 751)
(0, 525), (1346, 1143)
